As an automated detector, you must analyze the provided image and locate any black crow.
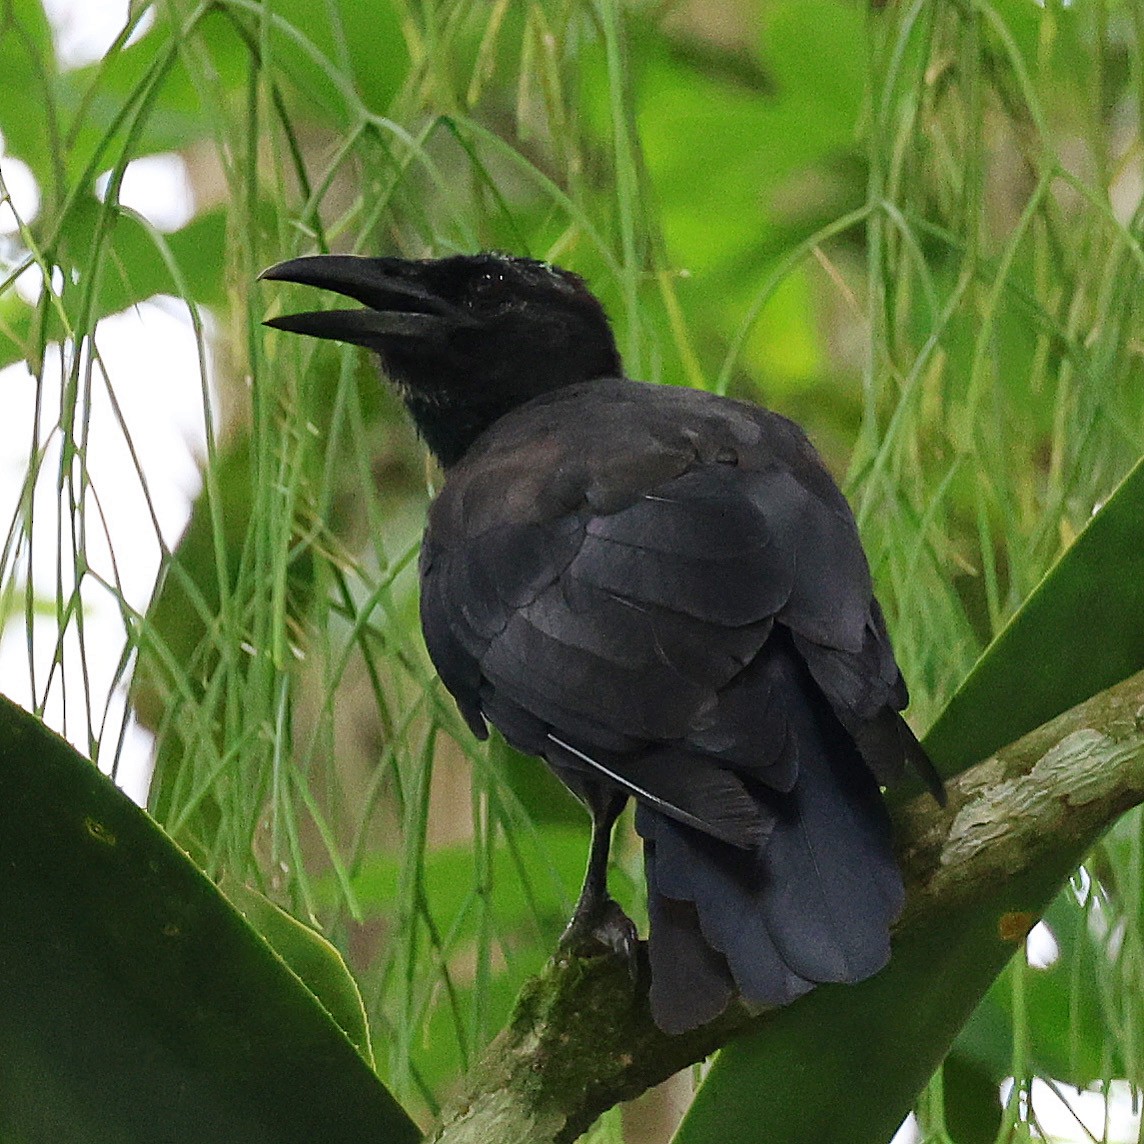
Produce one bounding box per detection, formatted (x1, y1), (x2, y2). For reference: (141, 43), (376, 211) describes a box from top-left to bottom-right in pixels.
(261, 251), (943, 1034)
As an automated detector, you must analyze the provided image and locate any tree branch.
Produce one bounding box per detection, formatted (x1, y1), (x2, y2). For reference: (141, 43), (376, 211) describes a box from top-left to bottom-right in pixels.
(430, 668), (1144, 1144)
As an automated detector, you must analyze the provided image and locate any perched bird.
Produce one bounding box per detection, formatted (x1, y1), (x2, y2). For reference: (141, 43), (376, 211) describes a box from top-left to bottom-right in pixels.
(261, 251), (943, 1034)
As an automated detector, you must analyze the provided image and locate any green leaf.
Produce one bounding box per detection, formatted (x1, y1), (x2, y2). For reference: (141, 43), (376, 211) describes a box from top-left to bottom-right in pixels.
(635, 0), (866, 278)
(763, 0), (868, 121)
(489, 733), (582, 828)
(926, 452), (1144, 774)
(343, 827), (582, 941)
(223, 881), (374, 1067)
(261, 0), (409, 125)
(0, 201), (227, 370)
(55, 10), (246, 175)
(0, 0), (57, 184)
(0, 693), (420, 1144)
(62, 194), (227, 309)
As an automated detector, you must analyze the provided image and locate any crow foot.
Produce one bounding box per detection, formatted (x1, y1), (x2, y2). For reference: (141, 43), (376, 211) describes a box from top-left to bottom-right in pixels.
(557, 896), (640, 980)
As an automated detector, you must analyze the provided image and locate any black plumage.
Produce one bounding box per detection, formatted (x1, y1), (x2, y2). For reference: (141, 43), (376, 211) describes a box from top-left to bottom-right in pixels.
(261, 251), (943, 1034)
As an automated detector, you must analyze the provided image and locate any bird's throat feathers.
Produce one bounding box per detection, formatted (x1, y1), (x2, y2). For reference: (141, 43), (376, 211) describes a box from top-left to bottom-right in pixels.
(392, 347), (621, 468)
(399, 385), (524, 469)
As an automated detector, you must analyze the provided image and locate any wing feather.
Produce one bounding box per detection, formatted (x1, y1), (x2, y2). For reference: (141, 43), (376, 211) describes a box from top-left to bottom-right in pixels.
(419, 378), (934, 842)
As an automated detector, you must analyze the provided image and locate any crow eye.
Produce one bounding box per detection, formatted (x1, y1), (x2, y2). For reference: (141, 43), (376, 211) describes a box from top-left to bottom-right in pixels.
(471, 269), (507, 297)
(469, 268), (508, 306)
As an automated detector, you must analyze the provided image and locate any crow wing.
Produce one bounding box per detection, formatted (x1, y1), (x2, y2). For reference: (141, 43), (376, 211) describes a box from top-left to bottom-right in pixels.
(418, 378), (933, 827)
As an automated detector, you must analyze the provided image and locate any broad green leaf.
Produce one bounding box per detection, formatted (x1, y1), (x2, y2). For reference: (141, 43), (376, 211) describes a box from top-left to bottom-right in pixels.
(764, 0), (868, 121)
(635, 0), (866, 278)
(55, 9), (246, 176)
(344, 826), (583, 937)
(0, 280), (37, 372)
(57, 195), (228, 314)
(490, 734), (581, 828)
(0, 202), (227, 370)
(0, 693), (420, 1144)
(926, 452), (1144, 774)
(0, 0), (57, 185)
(223, 880), (374, 1067)
(262, 0), (408, 126)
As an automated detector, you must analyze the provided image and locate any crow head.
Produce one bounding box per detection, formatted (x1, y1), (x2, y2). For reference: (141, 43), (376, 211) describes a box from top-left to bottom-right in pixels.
(261, 252), (622, 465)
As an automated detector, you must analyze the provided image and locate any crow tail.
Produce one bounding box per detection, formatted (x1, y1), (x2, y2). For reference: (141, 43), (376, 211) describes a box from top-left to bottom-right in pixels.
(637, 666), (904, 1034)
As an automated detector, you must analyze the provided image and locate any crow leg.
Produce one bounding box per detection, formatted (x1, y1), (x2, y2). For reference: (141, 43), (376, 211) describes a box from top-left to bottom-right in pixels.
(558, 783), (638, 975)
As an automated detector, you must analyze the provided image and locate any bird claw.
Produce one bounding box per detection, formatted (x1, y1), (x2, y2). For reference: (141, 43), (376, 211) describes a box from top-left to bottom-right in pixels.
(558, 897), (641, 980)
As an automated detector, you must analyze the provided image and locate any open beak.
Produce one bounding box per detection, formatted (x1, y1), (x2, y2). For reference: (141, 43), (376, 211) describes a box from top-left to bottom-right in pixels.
(260, 254), (476, 349)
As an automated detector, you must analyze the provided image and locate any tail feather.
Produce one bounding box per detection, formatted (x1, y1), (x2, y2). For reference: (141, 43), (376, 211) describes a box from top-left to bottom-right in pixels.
(644, 839), (735, 1034)
(757, 741), (902, 983)
(640, 808), (812, 1017)
(635, 642), (905, 1028)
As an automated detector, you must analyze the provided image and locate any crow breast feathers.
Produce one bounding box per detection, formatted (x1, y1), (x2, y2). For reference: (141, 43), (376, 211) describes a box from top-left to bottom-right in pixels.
(419, 377), (935, 1032)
